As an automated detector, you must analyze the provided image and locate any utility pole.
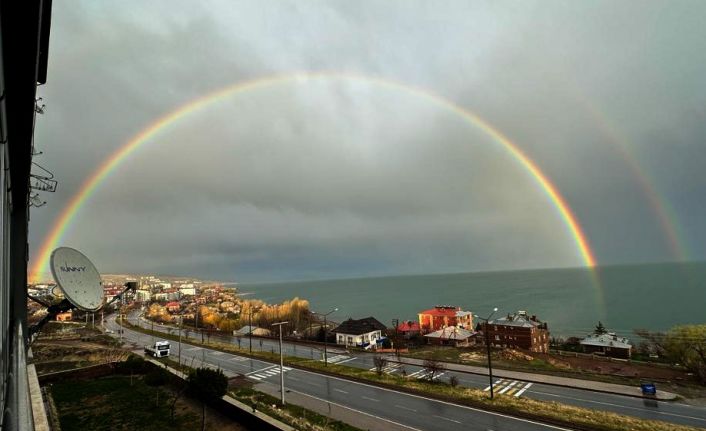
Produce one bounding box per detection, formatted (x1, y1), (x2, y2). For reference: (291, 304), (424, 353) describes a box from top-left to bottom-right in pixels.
(249, 308), (253, 354)
(478, 307), (499, 399)
(319, 307), (338, 366)
(272, 321), (289, 405)
(392, 318), (400, 359)
(178, 315), (183, 366)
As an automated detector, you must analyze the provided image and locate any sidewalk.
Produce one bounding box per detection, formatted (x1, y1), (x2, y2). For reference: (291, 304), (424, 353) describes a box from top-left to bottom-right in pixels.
(386, 355), (678, 400)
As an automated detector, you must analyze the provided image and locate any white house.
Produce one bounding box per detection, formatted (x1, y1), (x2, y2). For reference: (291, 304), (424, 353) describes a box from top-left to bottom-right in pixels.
(332, 317), (387, 348)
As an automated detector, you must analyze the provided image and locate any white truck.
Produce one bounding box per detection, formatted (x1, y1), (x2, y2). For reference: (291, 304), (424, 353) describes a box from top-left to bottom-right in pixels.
(144, 340), (170, 358)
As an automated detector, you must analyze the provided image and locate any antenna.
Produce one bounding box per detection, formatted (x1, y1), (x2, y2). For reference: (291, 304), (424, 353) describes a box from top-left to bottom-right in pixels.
(28, 248), (137, 340)
(50, 247), (104, 312)
(28, 248), (103, 340)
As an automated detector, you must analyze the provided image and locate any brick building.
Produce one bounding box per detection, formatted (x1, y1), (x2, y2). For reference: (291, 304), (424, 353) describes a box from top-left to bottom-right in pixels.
(481, 310), (549, 353)
(418, 306), (473, 334)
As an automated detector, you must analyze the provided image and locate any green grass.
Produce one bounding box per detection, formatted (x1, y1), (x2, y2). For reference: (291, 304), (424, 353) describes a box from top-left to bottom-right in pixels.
(231, 387), (362, 431)
(50, 376), (201, 431)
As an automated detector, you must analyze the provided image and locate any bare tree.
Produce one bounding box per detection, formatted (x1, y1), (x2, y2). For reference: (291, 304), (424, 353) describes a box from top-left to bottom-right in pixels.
(423, 358), (445, 381)
(449, 375), (459, 387)
(373, 355), (388, 376)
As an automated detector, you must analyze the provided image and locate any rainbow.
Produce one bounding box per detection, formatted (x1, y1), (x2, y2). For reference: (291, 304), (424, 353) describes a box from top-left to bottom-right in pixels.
(577, 98), (689, 261)
(29, 72), (597, 283)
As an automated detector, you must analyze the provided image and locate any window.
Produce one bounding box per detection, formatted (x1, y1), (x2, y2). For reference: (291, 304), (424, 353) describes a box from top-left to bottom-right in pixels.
(494, 335), (500, 341)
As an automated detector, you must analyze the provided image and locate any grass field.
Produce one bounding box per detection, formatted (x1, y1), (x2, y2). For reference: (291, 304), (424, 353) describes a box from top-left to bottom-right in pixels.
(50, 376), (207, 430)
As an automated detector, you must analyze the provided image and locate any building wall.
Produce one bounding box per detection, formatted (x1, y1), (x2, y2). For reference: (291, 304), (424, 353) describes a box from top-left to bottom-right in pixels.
(335, 330), (381, 346)
(582, 344), (631, 359)
(484, 323), (549, 353)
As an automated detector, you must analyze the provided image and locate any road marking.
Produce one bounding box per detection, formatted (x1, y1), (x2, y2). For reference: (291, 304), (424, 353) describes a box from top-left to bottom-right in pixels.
(187, 347), (201, 352)
(288, 389), (425, 431)
(407, 369), (425, 378)
(324, 354), (355, 364)
(515, 383), (532, 397)
(334, 388), (349, 394)
(246, 365), (276, 376)
(531, 390), (706, 422)
(212, 351), (224, 356)
(433, 415), (461, 424)
(361, 396), (380, 402)
(484, 379), (504, 391)
(394, 404), (417, 412)
(292, 367), (574, 430)
(499, 381), (518, 394)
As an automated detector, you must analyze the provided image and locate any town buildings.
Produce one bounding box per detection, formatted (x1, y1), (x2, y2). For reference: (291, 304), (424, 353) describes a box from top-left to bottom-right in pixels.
(482, 310), (549, 353)
(580, 333), (632, 359)
(418, 305), (473, 333)
(333, 317), (386, 348)
(396, 320), (421, 338)
(424, 326), (475, 347)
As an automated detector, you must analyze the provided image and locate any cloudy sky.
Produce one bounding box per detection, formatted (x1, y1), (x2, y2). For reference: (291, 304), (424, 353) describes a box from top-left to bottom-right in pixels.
(31, 0), (706, 282)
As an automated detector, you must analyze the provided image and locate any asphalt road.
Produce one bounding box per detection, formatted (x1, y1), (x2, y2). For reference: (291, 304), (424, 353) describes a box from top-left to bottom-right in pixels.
(120, 315), (706, 429)
(108, 315), (573, 431)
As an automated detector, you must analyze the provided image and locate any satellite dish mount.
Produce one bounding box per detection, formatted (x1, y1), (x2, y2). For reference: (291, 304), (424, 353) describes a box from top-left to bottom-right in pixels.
(28, 247), (136, 338)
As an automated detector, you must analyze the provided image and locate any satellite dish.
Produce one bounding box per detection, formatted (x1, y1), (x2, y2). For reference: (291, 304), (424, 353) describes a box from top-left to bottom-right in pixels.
(50, 247), (103, 312)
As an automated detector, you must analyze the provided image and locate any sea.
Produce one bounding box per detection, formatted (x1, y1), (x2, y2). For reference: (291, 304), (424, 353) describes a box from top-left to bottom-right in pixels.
(237, 261), (706, 339)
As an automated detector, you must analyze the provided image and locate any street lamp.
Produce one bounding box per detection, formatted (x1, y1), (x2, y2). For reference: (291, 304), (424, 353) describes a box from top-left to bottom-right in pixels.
(478, 307), (499, 399)
(315, 308), (338, 366)
(248, 307), (255, 353)
(271, 321), (289, 405)
(178, 314), (183, 366)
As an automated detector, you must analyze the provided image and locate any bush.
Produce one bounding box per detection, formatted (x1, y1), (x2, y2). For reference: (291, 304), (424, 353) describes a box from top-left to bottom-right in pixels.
(116, 355), (147, 374)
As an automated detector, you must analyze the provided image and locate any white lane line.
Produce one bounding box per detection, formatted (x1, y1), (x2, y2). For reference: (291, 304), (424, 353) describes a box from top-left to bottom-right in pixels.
(515, 383), (533, 397)
(254, 374), (268, 379)
(212, 351), (224, 356)
(246, 365), (276, 376)
(407, 370), (424, 378)
(432, 372), (446, 380)
(433, 415), (462, 424)
(531, 390), (706, 422)
(485, 379), (504, 391)
(287, 389), (424, 431)
(334, 388), (349, 394)
(292, 367), (573, 430)
(335, 357), (357, 365)
(361, 396), (380, 402)
(394, 404), (417, 412)
(187, 347), (201, 351)
(499, 381), (518, 394)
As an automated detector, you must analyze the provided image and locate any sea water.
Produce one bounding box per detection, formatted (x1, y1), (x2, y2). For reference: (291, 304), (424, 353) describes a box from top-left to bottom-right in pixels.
(238, 261), (706, 338)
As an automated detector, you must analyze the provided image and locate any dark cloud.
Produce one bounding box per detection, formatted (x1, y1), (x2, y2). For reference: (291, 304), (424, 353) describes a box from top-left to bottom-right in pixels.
(30, 0), (706, 281)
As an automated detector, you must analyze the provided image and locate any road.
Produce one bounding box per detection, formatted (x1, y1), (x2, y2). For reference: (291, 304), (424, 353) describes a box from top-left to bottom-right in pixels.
(108, 315), (573, 431)
(120, 314), (706, 429)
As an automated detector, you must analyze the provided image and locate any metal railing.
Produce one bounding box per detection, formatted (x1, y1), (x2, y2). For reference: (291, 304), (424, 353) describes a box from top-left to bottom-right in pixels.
(3, 323), (34, 430)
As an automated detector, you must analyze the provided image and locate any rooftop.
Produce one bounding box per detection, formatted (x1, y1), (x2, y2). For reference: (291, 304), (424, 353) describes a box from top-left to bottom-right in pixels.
(424, 326), (475, 340)
(333, 317), (386, 335)
(580, 333), (632, 349)
(489, 310), (546, 328)
(419, 305), (463, 317)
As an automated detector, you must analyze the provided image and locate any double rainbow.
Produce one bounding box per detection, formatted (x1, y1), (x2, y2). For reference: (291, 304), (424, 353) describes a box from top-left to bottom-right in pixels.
(29, 72), (597, 283)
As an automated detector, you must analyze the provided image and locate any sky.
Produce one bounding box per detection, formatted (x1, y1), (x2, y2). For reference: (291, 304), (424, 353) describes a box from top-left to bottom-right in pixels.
(31, 0), (706, 282)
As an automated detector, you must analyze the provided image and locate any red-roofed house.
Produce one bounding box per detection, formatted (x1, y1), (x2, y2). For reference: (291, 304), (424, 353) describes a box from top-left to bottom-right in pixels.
(418, 306), (473, 334)
(396, 321), (421, 338)
(166, 301), (180, 313)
